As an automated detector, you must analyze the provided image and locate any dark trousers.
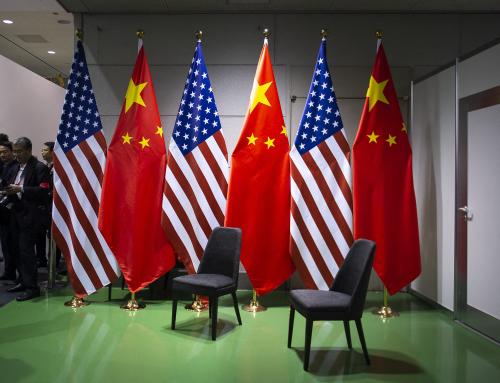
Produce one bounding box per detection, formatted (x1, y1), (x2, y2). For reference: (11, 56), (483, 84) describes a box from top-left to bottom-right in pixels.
(0, 222), (16, 278)
(35, 229), (47, 266)
(9, 216), (39, 291)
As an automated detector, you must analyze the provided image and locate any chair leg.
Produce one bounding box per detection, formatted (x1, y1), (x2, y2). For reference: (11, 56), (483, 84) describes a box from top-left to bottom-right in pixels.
(304, 318), (313, 371)
(121, 277), (125, 290)
(231, 292), (242, 325)
(208, 295), (212, 318)
(343, 320), (352, 349)
(287, 306), (295, 348)
(211, 297), (218, 341)
(108, 283), (112, 301)
(171, 299), (178, 330)
(355, 319), (370, 365)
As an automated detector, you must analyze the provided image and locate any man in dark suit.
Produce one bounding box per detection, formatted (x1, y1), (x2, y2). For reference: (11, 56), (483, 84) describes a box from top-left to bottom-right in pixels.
(0, 141), (19, 281)
(5, 137), (50, 301)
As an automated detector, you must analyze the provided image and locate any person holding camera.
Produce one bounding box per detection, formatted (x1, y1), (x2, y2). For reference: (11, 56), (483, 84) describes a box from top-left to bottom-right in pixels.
(4, 137), (50, 301)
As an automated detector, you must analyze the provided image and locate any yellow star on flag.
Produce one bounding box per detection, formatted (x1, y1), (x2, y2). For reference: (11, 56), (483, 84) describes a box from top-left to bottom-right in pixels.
(249, 81), (272, 114)
(264, 137), (275, 149)
(367, 131), (379, 143)
(125, 79), (148, 113)
(366, 76), (389, 111)
(122, 132), (133, 144)
(386, 134), (397, 147)
(401, 122), (407, 133)
(139, 136), (150, 149)
(247, 133), (258, 145)
(155, 126), (163, 138)
(280, 126), (288, 136)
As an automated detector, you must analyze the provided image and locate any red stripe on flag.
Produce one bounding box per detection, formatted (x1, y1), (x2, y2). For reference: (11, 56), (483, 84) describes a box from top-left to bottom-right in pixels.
(167, 155), (212, 238)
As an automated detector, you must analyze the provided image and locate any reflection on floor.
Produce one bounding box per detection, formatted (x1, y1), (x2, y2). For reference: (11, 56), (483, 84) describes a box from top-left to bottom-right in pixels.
(0, 289), (498, 383)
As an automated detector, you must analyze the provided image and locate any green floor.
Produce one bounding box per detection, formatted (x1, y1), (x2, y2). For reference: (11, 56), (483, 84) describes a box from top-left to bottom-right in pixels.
(0, 288), (498, 383)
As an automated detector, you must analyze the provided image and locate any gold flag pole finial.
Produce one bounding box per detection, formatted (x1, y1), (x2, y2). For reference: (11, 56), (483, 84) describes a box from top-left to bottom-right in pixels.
(75, 29), (83, 40)
(321, 28), (328, 39)
(376, 30), (383, 39)
(262, 28), (271, 38)
(195, 30), (203, 42)
(243, 289), (267, 313)
(136, 29), (145, 39)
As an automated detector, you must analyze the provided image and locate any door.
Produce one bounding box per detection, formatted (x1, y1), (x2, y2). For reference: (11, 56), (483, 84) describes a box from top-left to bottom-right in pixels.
(456, 85), (500, 342)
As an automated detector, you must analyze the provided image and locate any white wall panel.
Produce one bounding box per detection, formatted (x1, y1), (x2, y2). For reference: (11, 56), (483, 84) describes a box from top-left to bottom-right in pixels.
(459, 43), (500, 98)
(412, 66), (456, 310)
(0, 54), (65, 156)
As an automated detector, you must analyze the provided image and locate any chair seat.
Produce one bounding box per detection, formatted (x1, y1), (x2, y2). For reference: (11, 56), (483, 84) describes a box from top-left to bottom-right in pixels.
(173, 274), (234, 292)
(291, 290), (352, 316)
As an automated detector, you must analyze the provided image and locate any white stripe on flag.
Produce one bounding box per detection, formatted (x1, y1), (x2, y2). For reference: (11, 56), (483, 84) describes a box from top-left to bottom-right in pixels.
(290, 214), (329, 290)
(291, 150), (350, 256)
(165, 164), (209, 250)
(291, 176), (341, 276)
(170, 145), (220, 229)
(162, 194), (200, 271)
(52, 206), (95, 293)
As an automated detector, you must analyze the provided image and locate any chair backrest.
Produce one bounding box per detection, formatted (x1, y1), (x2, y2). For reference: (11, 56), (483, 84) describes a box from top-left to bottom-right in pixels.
(331, 239), (376, 318)
(197, 227), (242, 283)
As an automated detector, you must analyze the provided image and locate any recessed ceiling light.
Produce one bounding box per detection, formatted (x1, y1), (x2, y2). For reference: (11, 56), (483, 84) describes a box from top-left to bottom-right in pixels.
(2, 20), (14, 24)
(48, 50), (56, 54)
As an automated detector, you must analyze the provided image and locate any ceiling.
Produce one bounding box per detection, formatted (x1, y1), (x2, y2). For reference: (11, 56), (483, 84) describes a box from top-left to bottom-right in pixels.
(57, 0), (500, 13)
(1, 0), (499, 82)
(0, 1), (73, 81)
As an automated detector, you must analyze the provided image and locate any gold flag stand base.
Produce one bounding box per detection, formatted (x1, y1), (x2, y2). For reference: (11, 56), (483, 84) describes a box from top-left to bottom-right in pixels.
(373, 305), (399, 318)
(372, 288), (398, 318)
(185, 296), (208, 312)
(64, 296), (88, 308)
(242, 290), (266, 312)
(121, 292), (145, 310)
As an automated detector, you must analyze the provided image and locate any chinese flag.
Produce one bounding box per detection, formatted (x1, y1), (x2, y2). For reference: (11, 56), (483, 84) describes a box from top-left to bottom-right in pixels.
(352, 42), (421, 295)
(225, 39), (295, 295)
(98, 45), (175, 293)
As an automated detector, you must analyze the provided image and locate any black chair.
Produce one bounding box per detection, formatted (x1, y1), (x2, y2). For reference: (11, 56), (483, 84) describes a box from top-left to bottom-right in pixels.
(288, 239), (376, 371)
(171, 227), (242, 340)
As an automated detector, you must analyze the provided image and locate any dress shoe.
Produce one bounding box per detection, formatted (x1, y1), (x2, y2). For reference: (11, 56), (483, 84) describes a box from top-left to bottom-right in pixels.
(7, 283), (25, 293)
(16, 289), (40, 301)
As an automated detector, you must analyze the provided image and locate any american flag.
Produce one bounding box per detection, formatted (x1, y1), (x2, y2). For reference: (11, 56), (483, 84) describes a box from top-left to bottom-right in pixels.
(162, 41), (229, 273)
(52, 40), (120, 297)
(290, 38), (353, 290)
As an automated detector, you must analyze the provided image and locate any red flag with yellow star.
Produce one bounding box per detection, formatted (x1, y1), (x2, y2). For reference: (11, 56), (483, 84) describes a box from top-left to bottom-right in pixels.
(98, 44), (175, 293)
(352, 42), (420, 295)
(225, 38), (294, 295)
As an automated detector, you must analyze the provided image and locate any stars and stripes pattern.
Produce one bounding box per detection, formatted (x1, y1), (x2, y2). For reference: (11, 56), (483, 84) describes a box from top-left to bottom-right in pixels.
(290, 38), (353, 290)
(162, 41), (229, 273)
(52, 40), (119, 297)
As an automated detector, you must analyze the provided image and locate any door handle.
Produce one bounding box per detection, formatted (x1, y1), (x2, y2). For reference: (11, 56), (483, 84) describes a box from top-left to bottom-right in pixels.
(458, 206), (473, 221)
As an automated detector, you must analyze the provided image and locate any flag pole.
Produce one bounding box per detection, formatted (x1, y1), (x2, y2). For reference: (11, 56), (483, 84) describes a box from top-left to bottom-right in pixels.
(376, 29), (383, 50)
(62, 29), (88, 308)
(371, 30), (397, 319)
(373, 287), (397, 318)
(180, 30), (210, 314)
(120, 29), (147, 311)
(241, 27), (273, 314)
